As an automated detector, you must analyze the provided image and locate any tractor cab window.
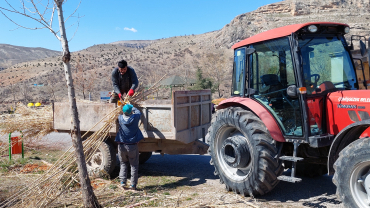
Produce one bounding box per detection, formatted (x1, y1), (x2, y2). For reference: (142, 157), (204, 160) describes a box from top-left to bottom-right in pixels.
(232, 48), (246, 96)
(299, 36), (358, 95)
(299, 36), (358, 136)
(250, 37), (303, 136)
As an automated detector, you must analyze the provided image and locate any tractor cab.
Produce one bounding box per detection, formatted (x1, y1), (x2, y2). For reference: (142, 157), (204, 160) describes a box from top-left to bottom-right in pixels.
(231, 22), (358, 142)
(210, 22), (370, 207)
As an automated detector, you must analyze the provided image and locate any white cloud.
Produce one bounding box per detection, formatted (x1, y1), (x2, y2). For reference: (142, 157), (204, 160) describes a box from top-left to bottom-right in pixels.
(124, 27), (137, 33)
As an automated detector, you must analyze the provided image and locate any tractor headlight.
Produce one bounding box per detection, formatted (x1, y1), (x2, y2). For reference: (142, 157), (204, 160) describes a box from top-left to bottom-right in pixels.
(344, 26), (350, 34)
(308, 25), (318, 33)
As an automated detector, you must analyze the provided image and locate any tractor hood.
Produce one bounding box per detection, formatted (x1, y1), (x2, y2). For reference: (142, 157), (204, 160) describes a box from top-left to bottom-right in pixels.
(326, 90), (370, 135)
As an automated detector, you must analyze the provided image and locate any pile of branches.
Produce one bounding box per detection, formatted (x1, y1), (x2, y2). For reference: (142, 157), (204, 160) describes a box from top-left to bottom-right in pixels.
(0, 103), (54, 161)
(0, 103), (54, 139)
(0, 74), (167, 208)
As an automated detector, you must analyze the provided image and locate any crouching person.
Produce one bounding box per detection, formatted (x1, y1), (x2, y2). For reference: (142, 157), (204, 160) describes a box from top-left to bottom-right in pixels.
(115, 104), (143, 190)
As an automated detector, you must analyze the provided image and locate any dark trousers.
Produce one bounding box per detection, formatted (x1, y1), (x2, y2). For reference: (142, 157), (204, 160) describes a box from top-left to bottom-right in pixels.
(118, 143), (139, 186)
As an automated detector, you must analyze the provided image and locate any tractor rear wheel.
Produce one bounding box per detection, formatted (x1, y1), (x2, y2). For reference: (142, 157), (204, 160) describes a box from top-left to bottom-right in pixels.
(333, 137), (370, 208)
(207, 107), (283, 196)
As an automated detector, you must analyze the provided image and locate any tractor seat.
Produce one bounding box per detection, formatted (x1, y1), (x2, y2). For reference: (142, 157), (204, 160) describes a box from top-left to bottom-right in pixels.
(313, 81), (336, 94)
(261, 74), (284, 93)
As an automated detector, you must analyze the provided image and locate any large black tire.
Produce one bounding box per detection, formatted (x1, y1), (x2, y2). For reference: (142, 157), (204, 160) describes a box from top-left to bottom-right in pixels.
(139, 152), (152, 164)
(333, 137), (370, 208)
(86, 140), (117, 176)
(207, 107), (283, 197)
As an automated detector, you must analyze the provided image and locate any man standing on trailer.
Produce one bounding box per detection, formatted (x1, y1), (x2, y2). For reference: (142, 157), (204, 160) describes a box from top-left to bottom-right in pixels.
(116, 104), (144, 190)
(110, 59), (139, 103)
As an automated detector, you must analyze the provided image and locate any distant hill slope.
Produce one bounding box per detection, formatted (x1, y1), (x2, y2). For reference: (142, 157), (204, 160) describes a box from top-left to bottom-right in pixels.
(110, 40), (158, 48)
(0, 44), (60, 69)
(1, 0), (370, 104)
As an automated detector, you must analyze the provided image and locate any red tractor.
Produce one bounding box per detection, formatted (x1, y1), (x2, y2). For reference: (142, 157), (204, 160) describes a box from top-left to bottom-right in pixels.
(207, 22), (370, 208)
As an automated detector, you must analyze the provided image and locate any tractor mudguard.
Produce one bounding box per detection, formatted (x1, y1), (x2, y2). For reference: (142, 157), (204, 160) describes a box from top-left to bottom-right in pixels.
(217, 97), (285, 142)
(327, 119), (370, 175)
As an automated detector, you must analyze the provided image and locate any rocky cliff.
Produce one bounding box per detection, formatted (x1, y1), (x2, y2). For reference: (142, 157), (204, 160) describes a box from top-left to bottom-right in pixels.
(214, 0), (370, 48)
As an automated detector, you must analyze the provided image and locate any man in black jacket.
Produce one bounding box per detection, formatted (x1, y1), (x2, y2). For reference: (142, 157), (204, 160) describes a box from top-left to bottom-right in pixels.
(110, 60), (139, 103)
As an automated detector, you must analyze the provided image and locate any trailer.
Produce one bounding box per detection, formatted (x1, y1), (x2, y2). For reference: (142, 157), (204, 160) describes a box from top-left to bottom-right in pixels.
(53, 90), (211, 175)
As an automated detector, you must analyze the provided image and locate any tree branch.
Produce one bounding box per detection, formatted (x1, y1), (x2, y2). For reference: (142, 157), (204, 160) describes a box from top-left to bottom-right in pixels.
(0, 9), (40, 30)
(65, 0), (81, 22)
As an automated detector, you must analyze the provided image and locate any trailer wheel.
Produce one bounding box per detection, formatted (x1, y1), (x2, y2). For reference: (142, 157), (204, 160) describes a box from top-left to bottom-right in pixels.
(87, 140), (117, 176)
(333, 137), (370, 208)
(139, 152), (152, 164)
(207, 107), (283, 196)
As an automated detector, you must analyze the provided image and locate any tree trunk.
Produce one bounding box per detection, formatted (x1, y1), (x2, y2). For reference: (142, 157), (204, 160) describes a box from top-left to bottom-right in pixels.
(55, 1), (101, 207)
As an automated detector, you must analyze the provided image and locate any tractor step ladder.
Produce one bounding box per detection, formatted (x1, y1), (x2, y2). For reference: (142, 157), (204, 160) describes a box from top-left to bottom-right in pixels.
(277, 142), (303, 183)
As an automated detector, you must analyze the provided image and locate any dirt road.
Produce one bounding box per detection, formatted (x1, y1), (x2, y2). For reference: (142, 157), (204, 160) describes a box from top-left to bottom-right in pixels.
(137, 153), (343, 207)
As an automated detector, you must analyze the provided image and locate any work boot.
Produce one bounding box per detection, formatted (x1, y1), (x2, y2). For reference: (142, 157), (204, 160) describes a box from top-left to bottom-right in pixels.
(120, 181), (127, 188)
(129, 185), (136, 190)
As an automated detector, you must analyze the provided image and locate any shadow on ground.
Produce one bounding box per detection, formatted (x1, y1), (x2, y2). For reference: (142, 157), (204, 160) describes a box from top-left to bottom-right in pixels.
(258, 169), (341, 207)
(111, 153), (341, 207)
(111, 153), (218, 188)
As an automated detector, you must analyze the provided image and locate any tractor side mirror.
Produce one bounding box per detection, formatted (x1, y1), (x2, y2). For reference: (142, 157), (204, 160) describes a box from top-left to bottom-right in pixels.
(287, 85), (298, 98)
(246, 48), (256, 55)
(360, 40), (366, 57)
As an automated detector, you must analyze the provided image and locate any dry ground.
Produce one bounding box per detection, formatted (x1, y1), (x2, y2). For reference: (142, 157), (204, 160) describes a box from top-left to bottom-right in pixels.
(0, 133), (343, 207)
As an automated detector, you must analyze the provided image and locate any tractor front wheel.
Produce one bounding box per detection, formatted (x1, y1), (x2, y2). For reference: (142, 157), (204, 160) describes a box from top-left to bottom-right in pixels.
(207, 107), (283, 196)
(333, 137), (370, 208)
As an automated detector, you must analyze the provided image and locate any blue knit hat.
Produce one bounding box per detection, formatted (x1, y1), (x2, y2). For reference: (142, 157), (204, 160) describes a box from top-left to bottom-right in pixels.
(122, 104), (133, 115)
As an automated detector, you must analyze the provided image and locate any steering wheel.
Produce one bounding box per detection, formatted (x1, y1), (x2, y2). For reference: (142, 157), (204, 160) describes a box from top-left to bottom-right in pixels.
(310, 74), (320, 89)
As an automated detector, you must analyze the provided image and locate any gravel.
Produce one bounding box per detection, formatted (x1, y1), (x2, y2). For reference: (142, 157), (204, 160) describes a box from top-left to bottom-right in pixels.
(139, 153), (344, 207)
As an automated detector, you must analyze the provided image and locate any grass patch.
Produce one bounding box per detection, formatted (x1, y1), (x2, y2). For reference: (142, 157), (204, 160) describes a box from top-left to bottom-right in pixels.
(109, 185), (118, 190)
(0, 160), (15, 170)
(148, 188), (158, 193)
(0, 157), (30, 173)
(163, 192), (170, 195)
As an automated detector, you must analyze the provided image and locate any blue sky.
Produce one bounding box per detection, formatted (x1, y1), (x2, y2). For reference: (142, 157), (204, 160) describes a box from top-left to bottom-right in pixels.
(0, 0), (280, 52)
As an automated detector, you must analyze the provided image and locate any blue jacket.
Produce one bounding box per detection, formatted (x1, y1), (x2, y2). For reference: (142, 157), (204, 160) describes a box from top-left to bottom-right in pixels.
(115, 107), (144, 144)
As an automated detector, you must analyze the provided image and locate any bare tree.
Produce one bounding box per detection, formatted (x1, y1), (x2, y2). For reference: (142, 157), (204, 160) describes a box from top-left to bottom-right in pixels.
(9, 82), (17, 104)
(197, 52), (229, 98)
(19, 81), (29, 103)
(75, 58), (97, 100)
(0, 1), (100, 207)
(45, 74), (58, 101)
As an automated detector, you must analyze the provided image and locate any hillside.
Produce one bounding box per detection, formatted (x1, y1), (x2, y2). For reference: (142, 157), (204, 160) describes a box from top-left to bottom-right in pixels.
(110, 40), (158, 48)
(0, 44), (60, 70)
(1, 0), (370, 105)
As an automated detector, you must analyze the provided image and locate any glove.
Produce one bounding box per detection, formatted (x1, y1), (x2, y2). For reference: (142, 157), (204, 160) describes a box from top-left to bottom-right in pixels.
(128, 89), (135, 97)
(118, 93), (122, 99)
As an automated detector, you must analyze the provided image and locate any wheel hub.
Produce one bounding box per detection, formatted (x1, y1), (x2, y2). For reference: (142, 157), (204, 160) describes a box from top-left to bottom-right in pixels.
(358, 169), (370, 205)
(351, 161), (370, 207)
(364, 171), (370, 205)
(221, 136), (250, 168)
(87, 151), (103, 170)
